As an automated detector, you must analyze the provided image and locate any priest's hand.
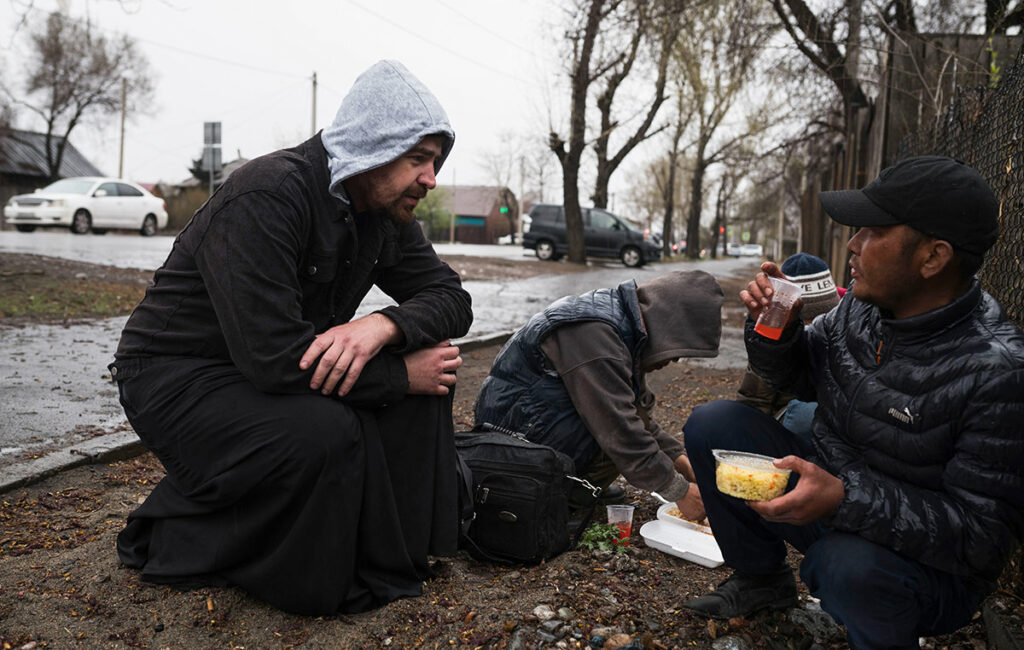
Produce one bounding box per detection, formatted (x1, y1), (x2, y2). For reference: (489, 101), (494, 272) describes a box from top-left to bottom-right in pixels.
(300, 313), (402, 396)
(747, 456), (844, 526)
(405, 341), (462, 395)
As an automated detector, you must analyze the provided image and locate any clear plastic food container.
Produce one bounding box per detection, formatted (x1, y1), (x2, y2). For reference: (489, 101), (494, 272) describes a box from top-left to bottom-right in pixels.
(712, 449), (791, 501)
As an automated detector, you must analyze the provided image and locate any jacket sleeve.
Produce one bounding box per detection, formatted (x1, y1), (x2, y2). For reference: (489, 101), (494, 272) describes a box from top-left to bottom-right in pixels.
(374, 221), (473, 353)
(194, 187), (407, 405)
(744, 314), (824, 404)
(824, 368), (1024, 581)
(541, 324), (688, 498)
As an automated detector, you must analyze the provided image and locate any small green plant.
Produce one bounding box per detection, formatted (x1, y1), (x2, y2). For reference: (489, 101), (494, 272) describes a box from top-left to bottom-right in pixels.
(987, 37), (1002, 88)
(577, 522), (628, 553)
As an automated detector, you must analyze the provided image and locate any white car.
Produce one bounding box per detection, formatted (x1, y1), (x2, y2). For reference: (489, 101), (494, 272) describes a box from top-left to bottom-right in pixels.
(4, 177), (168, 236)
(738, 243), (764, 257)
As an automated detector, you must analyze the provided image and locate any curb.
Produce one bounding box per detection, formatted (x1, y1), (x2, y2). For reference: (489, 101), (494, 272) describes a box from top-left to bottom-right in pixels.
(0, 331), (516, 496)
(0, 431), (145, 495)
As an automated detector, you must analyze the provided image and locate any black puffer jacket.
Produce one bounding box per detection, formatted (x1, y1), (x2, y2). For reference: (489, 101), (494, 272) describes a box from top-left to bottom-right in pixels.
(747, 279), (1024, 592)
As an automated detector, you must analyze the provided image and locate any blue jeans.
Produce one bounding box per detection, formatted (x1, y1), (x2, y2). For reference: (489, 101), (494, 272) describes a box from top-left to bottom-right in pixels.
(683, 401), (982, 649)
(779, 398), (817, 444)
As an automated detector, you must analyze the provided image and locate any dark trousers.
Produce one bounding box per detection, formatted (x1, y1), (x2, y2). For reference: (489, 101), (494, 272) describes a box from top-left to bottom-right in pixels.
(116, 357), (458, 615)
(683, 400), (982, 649)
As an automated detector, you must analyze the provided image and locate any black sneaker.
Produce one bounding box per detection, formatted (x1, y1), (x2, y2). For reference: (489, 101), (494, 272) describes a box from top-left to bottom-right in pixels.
(682, 567), (797, 620)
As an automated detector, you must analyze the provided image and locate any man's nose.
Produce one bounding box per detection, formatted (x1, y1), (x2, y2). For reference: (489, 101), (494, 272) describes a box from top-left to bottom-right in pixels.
(419, 166), (437, 190)
(847, 229), (863, 253)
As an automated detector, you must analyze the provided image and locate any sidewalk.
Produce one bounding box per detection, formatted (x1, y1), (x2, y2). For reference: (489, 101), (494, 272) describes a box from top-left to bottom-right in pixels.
(0, 254), (756, 487)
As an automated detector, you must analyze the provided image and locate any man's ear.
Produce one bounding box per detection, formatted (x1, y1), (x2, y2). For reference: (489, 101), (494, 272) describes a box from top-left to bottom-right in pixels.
(919, 239), (955, 279)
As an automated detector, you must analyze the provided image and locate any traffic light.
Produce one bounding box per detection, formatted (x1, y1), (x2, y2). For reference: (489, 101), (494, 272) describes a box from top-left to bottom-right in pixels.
(500, 206), (509, 214)
(719, 226), (725, 234)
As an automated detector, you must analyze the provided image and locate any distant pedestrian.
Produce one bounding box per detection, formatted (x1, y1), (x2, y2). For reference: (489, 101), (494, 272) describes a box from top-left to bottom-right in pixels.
(682, 156), (1024, 649)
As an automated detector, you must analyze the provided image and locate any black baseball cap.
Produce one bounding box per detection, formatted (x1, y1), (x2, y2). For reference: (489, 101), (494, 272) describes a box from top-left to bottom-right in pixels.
(819, 155), (999, 256)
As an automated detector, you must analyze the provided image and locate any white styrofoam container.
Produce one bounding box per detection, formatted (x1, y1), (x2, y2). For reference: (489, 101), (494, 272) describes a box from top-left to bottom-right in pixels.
(639, 503), (724, 568)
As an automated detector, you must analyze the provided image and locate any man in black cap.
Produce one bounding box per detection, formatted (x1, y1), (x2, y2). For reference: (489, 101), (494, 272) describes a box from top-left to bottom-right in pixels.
(680, 156), (1024, 648)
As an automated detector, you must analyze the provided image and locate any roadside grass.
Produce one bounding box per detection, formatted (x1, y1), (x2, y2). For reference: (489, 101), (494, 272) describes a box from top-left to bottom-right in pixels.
(0, 278), (144, 319)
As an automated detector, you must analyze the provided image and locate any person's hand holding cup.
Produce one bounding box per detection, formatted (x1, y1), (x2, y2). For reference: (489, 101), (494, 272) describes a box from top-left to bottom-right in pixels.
(741, 262), (805, 340)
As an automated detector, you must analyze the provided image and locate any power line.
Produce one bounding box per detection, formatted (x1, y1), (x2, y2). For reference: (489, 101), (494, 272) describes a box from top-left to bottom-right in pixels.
(432, 0), (533, 54)
(343, 0), (531, 86)
(129, 36), (308, 79)
(5, 2), (308, 79)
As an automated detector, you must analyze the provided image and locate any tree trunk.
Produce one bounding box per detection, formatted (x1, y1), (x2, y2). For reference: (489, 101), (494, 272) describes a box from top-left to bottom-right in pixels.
(685, 136), (709, 260)
(685, 163), (705, 260)
(661, 157), (678, 257)
(554, 0), (607, 265)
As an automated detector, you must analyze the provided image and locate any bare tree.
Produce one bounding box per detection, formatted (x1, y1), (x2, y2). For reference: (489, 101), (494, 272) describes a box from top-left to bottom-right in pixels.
(479, 131), (523, 239)
(986, 0), (1024, 31)
(676, 0), (778, 259)
(549, 0), (628, 265)
(2, 11), (153, 180)
(657, 79), (695, 257)
(590, 0), (687, 210)
(770, 0), (870, 129)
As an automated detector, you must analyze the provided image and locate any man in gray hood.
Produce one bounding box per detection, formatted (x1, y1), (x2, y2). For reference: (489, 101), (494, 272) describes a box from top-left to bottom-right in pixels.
(474, 271), (724, 519)
(109, 60), (472, 615)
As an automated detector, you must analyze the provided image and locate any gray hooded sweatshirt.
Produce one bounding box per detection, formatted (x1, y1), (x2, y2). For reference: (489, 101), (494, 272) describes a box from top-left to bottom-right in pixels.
(540, 271), (723, 501)
(321, 60), (455, 201)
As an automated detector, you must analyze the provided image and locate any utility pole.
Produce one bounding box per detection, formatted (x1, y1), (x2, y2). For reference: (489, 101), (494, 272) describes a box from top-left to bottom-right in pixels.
(776, 169), (786, 261)
(118, 78), (126, 177)
(449, 168), (456, 244)
(203, 122), (222, 200)
(311, 71), (318, 136)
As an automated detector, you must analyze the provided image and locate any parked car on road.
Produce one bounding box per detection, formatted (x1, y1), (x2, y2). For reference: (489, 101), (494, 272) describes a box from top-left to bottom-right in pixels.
(4, 177), (168, 236)
(522, 203), (660, 267)
(738, 243), (764, 257)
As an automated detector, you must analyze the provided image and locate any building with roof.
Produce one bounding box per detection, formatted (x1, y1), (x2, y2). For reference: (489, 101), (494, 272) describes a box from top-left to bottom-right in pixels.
(441, 184), (518, 245)
(0, 129), (104, 224)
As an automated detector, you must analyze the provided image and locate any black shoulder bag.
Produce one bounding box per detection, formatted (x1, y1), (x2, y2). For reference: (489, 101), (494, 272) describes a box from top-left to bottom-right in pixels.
(455, 423), (600, 565)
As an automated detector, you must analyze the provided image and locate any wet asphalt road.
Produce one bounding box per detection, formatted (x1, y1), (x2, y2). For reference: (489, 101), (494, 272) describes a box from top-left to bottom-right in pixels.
(0, 231), (758, 471)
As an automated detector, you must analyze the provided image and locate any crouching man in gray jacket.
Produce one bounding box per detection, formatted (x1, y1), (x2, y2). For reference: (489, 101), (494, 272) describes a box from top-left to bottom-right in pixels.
(474, 270), (724, 520)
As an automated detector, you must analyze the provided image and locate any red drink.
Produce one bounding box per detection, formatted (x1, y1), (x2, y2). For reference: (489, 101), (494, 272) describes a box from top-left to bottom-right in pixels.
(754, 320), (785, 340)
(754, 304), (789, 340)
(614, 521), (632, 545)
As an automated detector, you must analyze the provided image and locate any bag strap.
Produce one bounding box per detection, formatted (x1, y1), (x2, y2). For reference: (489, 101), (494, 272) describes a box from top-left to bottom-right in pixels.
(566, 475), (601, 546)
(455, 452), (475, 538)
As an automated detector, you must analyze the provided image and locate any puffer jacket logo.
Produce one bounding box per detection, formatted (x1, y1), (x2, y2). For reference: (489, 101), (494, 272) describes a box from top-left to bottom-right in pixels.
(888, 406), (914, 425)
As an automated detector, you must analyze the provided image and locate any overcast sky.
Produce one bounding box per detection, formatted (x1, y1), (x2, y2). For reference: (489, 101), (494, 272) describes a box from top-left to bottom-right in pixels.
(1, 0), (566, 191)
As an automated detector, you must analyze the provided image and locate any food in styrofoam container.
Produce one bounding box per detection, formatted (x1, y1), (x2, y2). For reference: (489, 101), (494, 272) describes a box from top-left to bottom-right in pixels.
(663, 505), (712, 533)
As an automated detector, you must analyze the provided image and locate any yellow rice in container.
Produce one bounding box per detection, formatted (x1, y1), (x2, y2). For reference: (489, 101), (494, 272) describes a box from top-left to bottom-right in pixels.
(712, 449), (790, 501)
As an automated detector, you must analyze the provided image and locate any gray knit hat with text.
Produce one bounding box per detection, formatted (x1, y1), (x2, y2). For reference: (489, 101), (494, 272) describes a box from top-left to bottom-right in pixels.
(781, 253), (840, 320)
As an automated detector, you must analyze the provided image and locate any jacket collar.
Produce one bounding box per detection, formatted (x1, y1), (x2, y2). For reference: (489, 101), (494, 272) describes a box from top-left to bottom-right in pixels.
(878, 278), (982, 335)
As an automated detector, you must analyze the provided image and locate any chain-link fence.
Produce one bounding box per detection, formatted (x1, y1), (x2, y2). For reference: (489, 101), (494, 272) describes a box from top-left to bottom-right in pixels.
(899, 44), (1024, 600)
(899, 45), (1024, 329)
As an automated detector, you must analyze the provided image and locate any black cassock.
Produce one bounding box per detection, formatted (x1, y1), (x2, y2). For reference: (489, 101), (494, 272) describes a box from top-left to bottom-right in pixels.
(115, 357), (459, 615)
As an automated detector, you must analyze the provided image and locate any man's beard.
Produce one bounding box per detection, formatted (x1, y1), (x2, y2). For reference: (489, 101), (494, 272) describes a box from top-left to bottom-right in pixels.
(384, 191), (425, 225)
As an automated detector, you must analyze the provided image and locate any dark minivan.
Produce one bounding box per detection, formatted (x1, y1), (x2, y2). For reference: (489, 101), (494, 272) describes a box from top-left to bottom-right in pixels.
(522, 204), (661, 267)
